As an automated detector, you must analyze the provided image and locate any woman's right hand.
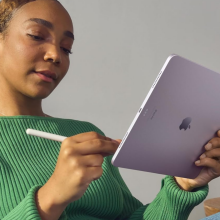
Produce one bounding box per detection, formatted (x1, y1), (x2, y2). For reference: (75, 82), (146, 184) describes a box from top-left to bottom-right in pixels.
(39, 131), (121, 208)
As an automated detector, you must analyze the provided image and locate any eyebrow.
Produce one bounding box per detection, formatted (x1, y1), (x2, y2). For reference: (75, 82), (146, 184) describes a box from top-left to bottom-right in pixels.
(24, 18), (74, 40)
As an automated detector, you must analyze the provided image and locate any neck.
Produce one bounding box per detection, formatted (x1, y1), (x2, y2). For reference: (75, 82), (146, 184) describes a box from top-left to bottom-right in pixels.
(0, 112), (48, 117)
(0, 82), (46, 117)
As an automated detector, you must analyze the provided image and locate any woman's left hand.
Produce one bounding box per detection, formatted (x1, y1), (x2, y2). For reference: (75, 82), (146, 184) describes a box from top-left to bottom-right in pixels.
(175, 130), (220, 191)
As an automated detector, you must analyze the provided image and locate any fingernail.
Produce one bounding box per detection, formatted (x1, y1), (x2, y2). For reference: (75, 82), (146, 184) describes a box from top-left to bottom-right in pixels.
(205, 143), (212, 150)
(195, 160), (200, 164)
(200, 153), (206, 159)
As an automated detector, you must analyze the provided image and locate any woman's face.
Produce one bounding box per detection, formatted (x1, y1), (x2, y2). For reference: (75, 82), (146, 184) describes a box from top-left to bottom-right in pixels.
(0, 0), (74, 99)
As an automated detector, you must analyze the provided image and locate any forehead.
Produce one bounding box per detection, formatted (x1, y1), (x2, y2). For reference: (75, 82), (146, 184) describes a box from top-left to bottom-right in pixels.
(11, 0), (73, 33)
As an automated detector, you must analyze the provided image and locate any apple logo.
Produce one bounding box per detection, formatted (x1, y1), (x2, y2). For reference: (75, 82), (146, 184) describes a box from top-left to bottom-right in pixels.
(179, 117), (192, 130)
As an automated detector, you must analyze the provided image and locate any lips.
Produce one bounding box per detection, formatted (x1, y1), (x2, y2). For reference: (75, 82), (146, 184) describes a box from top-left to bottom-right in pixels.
(35, 70), (57, 80)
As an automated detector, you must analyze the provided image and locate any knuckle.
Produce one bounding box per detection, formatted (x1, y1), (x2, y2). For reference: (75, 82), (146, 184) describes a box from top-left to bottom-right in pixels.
(71, 157), (81, 167)
(62, 137), (72, 146)
(210, 137), (218, 142)
(207, 148), (220, 157)
(92, 139), (103, 147)
(202, 157), (209, 163)
(212, 148), (220, 154)
(62, 147), (73, 157)
(211, 137), (220, 145)
(204, 151), (210, 157)
(94, 168), (103, 180)
(90, 131), (99, 139)
(98, 167), (104, 176)
(96, 154), (104, 164)
(76, 169), (87, 184)
(61, 138), (76, 152)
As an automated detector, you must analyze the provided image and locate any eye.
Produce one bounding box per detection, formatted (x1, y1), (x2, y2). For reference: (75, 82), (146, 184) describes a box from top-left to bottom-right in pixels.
(28, 34), (43, 41)
(28, 34), (72, 55)
(61, 47), (73, 55)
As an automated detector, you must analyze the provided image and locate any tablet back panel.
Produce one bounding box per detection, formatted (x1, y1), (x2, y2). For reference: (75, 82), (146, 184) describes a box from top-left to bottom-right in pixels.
(112, 55), (220, 179)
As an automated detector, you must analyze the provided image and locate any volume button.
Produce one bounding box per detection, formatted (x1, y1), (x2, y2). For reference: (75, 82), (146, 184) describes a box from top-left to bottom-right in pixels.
(119, 132), (129, 148)
(152, 71), (162, 89)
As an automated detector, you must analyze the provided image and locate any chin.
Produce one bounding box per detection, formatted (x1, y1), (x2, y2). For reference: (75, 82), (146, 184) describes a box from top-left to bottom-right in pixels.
(24, 90), (52, 100)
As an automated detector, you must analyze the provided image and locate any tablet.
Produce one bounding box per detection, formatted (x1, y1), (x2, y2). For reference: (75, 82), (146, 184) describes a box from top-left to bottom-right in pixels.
(111, 54), (220, 179)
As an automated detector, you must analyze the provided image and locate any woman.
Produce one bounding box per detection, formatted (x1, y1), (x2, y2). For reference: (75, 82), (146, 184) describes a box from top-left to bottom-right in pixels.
(0, 0), (219, 219)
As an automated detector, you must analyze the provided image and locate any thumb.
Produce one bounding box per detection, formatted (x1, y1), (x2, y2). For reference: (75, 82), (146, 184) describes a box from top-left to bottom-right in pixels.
(114, 139), (122, 143)
(218, 130), (220, 137)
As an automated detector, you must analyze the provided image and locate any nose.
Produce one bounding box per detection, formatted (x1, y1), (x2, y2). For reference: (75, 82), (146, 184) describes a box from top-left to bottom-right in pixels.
(44, 44), (61, 64)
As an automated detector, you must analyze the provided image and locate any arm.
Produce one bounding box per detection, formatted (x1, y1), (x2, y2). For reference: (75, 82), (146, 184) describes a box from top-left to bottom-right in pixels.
(35, 183), (68, 220)
(1, 184), (67, 220)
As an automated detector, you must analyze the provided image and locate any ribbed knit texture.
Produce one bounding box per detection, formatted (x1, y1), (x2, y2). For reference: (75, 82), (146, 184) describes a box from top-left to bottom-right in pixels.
(0, 115), (209, 220)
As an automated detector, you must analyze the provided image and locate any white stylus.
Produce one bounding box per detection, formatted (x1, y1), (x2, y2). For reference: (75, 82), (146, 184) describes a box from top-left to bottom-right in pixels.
(26, 128), (67, 142)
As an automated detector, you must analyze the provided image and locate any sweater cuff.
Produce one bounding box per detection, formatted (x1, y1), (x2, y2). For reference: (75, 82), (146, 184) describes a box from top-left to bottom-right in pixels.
(162, 175), (209, 214)
(143, 175), (209, 220)
(2, 185), (67, 220)
(163, 176), (209, 204)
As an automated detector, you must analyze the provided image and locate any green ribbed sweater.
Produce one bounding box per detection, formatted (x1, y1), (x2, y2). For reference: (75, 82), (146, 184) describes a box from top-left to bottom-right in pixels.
(0, 115), (208, 220)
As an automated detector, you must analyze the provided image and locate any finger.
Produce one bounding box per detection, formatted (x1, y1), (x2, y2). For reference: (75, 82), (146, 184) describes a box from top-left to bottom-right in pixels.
(217, 130), (220, 137)
(80, 167), (104, 184)
(80, 154), (104, 167)
(112, 139), (122, 143)
(195, 157), (220, 175)
(66, 131), (112, 144)
(87, 166), (103, 181)
(204, 137), (220, 151)
(200, 148), (220, 160)
(75, 139), (119, 156)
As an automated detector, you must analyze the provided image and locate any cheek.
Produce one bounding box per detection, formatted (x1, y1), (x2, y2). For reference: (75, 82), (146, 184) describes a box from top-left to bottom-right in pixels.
(1, 34), (70, 80)
(15, 39), (40, 64)
(64, 58), (70, 72)
(2, 37), (38, 74)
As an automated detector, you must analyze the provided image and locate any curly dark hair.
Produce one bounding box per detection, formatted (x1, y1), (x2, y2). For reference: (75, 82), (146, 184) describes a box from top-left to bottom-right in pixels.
(0, 0), (61, 40)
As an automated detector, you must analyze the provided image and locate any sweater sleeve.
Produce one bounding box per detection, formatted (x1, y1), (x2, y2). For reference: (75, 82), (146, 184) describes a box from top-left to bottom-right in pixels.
(140, 176), (209, 220)
(2, 185), (67, 220)
(107, 155), (209, 220)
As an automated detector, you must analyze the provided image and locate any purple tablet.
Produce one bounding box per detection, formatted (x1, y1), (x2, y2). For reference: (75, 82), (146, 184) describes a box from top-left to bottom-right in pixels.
(112, 54), (220, 179)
